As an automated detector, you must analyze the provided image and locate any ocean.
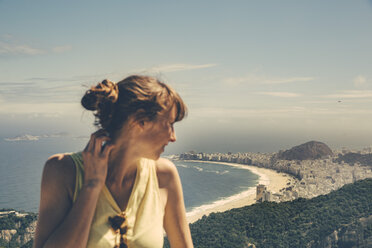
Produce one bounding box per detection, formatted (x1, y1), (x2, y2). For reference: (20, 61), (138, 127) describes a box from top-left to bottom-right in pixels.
(0, 137), (259, 214)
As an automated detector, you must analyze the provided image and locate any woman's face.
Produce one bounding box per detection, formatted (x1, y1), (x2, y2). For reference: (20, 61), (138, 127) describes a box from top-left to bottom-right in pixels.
(139, 106), (177, 160)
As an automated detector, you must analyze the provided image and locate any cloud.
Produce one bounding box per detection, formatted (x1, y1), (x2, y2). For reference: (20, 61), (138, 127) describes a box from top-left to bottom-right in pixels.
(192, 107), (306, 118)
(0, 73), (118, 115)
(0, 71), (128, 113)
(146, 63), (217, 73)
(0, 77), (88, 104)
(322, 90), (372, 99)
(256, 91), (302, 98)
(225, 75), (261, 86)
(0, 41), (44, 55)
(225, 75), (314, 86)
(52, 45), (72, 53)
(264, 77), (314, 84)
(353, 75), (368, 87)
(192, 106), (372, 120)
(0, 36), (71, 56)
(1, 34), (13, 39)
(0, 102), (79, 115)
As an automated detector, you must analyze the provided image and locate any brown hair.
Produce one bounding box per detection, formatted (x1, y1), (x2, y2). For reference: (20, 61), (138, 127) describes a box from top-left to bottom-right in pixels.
(81, 75), (187, 138)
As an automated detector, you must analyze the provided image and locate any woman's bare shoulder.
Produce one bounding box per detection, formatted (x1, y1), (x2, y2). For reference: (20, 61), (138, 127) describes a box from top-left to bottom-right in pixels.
(155, 158), (179, 188)
(42, 153), (76, 198)
(44, 153), (75, 176)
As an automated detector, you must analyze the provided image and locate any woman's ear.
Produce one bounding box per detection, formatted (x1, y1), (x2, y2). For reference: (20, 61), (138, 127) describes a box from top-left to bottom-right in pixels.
(133, 117), (149, 131)
(126, 115), (143, 131)
(139, 120), (145, 128)
(133, 109), (146, 128)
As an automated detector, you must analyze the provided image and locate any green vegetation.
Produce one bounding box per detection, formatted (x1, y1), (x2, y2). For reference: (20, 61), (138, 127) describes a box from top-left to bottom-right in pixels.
(164, 178), (372, 248)
(334, 152), (372, 167)
(0, 210), (37, 248)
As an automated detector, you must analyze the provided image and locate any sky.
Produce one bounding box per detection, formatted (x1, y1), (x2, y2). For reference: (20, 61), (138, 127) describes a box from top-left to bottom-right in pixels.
(1, 0), (372, 154)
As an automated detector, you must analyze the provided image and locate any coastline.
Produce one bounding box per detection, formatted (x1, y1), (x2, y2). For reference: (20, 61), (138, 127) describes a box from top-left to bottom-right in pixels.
(183, 160), (291, 223)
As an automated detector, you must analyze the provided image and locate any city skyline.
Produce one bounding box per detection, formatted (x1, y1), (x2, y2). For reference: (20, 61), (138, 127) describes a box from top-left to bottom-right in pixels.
(1, 1), (372, 153)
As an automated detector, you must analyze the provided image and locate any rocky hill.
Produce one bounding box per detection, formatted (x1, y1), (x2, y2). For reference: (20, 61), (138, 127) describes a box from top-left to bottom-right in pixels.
(0, 209), (37, 248)
(320, 215), (372, 248)
(277, 141), (333, 161)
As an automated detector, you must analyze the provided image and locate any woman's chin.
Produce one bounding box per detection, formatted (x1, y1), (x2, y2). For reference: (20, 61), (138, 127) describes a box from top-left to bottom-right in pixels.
(143, 152), (162, 161)
(141, 147), (164, 160)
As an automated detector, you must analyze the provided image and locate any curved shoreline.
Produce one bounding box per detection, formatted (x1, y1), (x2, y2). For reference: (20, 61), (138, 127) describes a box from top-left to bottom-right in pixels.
(182, 160), (291, 223)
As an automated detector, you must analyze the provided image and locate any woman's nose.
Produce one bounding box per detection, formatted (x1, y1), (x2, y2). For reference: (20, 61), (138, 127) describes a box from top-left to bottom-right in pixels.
(169, 129), (176, 142)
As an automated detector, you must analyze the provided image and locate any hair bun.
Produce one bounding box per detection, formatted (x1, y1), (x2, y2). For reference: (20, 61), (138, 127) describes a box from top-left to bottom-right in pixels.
(81, 79), (119, 111)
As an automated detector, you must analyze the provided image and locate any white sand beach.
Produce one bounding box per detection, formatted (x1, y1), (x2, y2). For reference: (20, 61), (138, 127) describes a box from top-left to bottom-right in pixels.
(185, 161), (290, 223)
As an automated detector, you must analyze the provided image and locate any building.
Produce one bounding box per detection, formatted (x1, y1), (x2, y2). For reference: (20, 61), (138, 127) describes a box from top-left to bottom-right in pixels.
(256, 184), (266, 200)
(262, 191), (272, 202)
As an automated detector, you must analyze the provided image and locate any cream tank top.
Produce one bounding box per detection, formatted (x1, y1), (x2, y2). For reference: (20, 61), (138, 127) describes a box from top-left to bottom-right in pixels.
(70, 152), (165, 248)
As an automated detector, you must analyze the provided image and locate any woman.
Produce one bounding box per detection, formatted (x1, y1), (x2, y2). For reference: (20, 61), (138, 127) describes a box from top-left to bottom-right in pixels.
(33, 75), (193, 248)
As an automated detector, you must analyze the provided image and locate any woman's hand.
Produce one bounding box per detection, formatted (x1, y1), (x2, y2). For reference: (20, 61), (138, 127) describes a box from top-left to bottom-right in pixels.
(82, 129), (114, 189)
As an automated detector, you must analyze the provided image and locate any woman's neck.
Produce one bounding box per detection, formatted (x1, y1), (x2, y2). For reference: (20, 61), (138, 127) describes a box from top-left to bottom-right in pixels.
(105, 120), (144, 188)
(106, 141), (139, 188)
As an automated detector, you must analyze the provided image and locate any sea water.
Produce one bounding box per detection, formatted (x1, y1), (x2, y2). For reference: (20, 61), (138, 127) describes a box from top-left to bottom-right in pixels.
(0, 138), (259, 213)
(174, 161), (259, 213)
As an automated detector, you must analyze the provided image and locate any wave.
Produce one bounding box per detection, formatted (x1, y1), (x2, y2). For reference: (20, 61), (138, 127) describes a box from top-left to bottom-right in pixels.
(214, 170), (229, 175)
(176, 163), (189, 168)
(189, 164), (229, 175)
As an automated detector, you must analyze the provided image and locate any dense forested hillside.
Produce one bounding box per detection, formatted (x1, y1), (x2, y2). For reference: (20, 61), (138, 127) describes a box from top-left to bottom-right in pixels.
(165, 178), (372, 248)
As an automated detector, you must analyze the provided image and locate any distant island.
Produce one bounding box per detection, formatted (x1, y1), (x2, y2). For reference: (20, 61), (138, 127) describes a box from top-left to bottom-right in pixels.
(4, 132), (69, 142)
(4, 134), (41, 142)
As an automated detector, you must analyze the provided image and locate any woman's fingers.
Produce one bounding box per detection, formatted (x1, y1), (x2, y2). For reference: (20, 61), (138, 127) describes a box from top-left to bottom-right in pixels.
(91, 129), (106, 153)
(101, 142), (115, 157)
(85, 129), (110, 154)
(96, 136), (113, 156)
(81, 130), (113, 189)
